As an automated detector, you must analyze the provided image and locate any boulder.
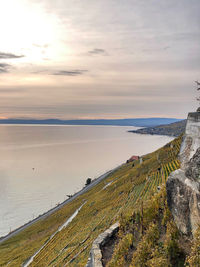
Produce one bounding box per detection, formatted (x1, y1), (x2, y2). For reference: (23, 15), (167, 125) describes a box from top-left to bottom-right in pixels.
(166, 169), (200, 236)
(185, 147), (200, 181)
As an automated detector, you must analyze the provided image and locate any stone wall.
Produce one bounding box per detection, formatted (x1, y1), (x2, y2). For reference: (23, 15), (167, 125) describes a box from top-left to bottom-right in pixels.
(85, 222), (119, 267)
(167, 112), (200, 236)
(179, 112), (200, 169)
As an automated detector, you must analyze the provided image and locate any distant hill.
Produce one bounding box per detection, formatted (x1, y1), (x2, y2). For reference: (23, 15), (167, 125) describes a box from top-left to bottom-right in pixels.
(129, 119), (186, 137)
(0, 118), (182, 127)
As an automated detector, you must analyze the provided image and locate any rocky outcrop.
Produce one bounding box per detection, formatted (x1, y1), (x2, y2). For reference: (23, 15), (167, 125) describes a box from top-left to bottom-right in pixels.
(167, 169), (200, 236)
(185, 147), (200, 181)
(167, 112), (200, 236)
(179, 112), (200, 169)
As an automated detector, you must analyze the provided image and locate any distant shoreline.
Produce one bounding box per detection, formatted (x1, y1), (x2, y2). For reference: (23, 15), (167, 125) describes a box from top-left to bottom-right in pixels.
(0, 118), (182, 128)
(129, 120), (186, 137)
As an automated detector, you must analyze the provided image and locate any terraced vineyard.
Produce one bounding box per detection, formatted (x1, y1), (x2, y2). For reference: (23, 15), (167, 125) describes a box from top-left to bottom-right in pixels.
(0, 136), (182, 267)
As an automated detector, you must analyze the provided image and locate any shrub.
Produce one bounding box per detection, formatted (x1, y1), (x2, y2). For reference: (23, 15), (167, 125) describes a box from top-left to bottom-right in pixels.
(107, 233), (134, 267)
(130, 222), (159, 267)
(186, 226), (200, 267)
(85, 178), (92, 186)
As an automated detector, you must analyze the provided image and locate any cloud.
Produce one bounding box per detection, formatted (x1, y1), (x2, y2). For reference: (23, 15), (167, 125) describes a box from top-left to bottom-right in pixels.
(88, 48), (107, 56)
(52, 70), (88, 76)
(0, 52), (24, 59)
(142, 46), (170, 53)
(0, 88), (24, 94)
(0, 63), (10, 73)
(30, 69), (88, 76)
(33, 43), (49, 48)
(31, 69), (48, 74)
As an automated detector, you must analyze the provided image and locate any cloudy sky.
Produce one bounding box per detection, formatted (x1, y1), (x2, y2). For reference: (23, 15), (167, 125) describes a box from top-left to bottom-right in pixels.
(0, 0), (199, 119)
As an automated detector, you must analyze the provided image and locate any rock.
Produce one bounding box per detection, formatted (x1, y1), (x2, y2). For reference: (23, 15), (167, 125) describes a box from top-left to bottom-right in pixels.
(166, 112), (200, 237)
(185, 147), (200, 181)
(179, 112), (200, 169)
(86, 222), (119, 267)
(167, 169), (200, 236)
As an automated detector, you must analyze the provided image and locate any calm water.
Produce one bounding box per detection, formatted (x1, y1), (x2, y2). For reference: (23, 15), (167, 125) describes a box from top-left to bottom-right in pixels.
(0, 125), (173, 236)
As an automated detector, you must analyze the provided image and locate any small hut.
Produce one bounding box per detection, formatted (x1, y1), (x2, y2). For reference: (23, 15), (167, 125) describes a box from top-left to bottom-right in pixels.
(126, 155), (139, 163)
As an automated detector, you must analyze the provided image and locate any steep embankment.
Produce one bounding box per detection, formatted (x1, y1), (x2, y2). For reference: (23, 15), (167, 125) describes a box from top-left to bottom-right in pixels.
(105, 113), (200, 267)
(129, 120), (186, 137)
(0, 136), (181, 266)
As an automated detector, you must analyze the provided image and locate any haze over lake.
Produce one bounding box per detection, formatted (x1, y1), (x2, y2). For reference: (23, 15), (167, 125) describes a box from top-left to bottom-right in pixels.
(0, 125), (173, 236)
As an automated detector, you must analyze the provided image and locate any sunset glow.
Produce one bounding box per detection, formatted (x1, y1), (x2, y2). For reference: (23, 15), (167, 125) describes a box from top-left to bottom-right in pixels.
(0, 0), (199, 119)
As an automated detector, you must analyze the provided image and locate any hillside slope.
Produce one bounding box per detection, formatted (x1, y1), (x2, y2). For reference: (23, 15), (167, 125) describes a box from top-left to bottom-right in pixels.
(0, 137), (182, 266)
(129, 120), (186, 137)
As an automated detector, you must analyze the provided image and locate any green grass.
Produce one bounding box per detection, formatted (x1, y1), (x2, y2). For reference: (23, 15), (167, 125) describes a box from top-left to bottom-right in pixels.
(0, 136), (182, 266)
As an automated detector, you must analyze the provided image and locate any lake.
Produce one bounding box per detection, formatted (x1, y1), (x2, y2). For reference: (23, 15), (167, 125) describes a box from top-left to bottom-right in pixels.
(0, 124), (173, 236)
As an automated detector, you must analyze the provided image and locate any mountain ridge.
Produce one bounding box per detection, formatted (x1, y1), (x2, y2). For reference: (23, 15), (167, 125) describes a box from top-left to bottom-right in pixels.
(0, 118), (182, 127)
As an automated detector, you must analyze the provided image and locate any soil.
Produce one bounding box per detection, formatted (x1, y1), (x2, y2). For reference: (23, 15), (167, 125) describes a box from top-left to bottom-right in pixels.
(101, 232), (119, 266)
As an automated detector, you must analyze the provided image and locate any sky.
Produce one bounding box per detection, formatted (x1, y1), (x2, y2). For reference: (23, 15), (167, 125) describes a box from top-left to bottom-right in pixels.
(0, 0), (199, 120)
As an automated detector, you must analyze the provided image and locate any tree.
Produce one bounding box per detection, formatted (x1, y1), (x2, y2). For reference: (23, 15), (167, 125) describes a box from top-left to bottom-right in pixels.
(85, 178), (92, 186)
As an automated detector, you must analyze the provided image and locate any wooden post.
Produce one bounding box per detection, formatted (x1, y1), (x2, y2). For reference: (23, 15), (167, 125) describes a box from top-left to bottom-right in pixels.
(141, 200), (144, 235)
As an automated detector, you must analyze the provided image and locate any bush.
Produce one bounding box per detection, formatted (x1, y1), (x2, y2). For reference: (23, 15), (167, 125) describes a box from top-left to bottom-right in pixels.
(186, 226), (200, 266)
(130, 222), (159, 267)
(107, 233), (134, 267)
(85, 178), (92, 186)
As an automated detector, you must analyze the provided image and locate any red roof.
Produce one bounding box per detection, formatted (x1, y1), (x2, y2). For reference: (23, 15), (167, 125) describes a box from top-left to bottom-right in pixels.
(128, 155), (139, 162)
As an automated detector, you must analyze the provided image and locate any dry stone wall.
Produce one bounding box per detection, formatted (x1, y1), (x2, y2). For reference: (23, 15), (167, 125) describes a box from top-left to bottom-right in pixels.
(85, 222), (119, 267)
